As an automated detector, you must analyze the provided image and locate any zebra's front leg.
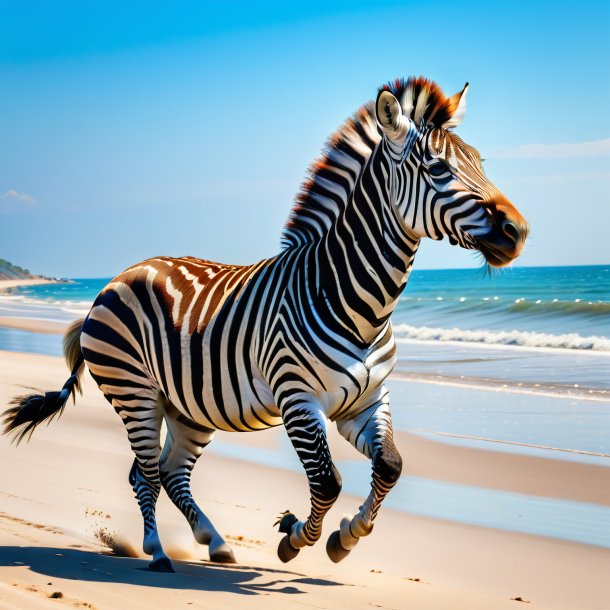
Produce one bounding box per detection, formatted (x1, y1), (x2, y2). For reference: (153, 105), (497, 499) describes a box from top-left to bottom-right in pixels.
(160, 404), (236, 563)
(276, 402), (342, 563)
(328, 390), (402, 562)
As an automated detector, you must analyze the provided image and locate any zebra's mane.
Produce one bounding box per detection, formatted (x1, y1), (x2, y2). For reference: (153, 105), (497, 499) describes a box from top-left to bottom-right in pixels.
(281, 76), (458, 250)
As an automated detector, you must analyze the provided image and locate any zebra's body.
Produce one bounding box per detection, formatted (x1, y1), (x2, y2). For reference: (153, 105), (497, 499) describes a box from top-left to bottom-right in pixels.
(84, 251), (397, 432)
(4, 76), (528, 572)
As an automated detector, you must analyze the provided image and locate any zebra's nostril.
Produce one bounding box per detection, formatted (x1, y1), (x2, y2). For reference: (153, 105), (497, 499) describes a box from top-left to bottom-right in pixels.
(501, 220), (520, 242)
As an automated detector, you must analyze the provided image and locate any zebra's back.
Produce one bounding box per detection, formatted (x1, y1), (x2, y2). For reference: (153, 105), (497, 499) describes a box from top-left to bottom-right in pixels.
(81, 255), (283, 431)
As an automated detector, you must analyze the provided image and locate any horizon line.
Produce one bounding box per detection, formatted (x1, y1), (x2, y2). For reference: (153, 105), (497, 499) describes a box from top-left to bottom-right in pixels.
(45, 262), (610, 280)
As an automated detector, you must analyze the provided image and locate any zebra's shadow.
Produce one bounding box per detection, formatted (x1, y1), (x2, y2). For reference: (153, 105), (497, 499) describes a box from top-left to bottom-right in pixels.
(0, 546), (344, 595)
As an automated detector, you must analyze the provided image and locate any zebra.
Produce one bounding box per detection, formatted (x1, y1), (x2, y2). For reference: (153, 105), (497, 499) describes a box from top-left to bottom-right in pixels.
(3, 76), (528, 573)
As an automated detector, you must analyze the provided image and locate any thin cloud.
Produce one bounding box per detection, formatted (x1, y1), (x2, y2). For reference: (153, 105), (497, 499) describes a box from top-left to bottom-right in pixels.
(489, 138), (610, 160)
(1, 189), (37, 204)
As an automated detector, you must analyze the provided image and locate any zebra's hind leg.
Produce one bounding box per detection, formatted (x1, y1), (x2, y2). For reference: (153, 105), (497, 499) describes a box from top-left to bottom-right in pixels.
(160, 403), (236, 564)
(114, 396), (174, 572)
(328, 389), (402, 562)
(276, 401), (342, 563)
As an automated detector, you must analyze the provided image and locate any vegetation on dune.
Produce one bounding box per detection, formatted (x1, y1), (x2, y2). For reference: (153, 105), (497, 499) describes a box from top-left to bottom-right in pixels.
(0, 258), (35, 280)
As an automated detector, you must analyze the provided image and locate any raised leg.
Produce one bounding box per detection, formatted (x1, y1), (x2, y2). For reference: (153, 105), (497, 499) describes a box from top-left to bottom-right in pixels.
(113, 395), (174, 572)
(276, 401), (342, 562)
(328, 388), (402, 562)
(160, 403), (236, 563)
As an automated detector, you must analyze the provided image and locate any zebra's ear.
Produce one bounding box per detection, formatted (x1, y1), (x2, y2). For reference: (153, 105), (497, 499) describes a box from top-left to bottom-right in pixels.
(376, 89), (411, 141)
(442, 83), (469, 129)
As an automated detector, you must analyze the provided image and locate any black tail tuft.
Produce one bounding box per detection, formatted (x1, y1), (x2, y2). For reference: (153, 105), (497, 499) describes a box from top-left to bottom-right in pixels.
(3, 319), (86, 445)
(2, 369), (81, 445)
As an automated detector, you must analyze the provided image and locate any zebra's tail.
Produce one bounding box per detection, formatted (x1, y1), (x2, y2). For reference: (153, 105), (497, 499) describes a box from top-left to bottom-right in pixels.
(2, 318), (86, 444)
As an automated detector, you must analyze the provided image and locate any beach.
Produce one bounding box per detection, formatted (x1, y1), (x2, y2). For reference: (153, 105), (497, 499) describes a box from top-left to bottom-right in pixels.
(1, 274), (609, 609)
(0, 280), (59, 291)
(1, 351), (609, 610)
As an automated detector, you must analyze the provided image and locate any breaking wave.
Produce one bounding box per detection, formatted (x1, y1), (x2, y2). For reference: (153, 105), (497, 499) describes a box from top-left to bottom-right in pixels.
(0, 294), (92, 319)
(393, 324), (610, 352)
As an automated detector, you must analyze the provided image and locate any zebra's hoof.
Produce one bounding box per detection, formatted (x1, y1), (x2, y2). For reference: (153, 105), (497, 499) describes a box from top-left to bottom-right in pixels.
(326, 530), (351, 563)
(149, 557), (175, 573)
(277, 511), (298, 535)
(277, 534), (300, 563)
(210, 544), (237, 564)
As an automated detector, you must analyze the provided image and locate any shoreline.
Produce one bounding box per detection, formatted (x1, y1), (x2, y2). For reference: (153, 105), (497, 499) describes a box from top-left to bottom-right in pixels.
(0, 278), (64, 292)
(0, 350), (609, 609)
(392, 369), (610, 401)
(1, 312), (608, 400)
(1, 350), (609, 507)
(397, 335), (610, 356)
(1, 315), (610, 398)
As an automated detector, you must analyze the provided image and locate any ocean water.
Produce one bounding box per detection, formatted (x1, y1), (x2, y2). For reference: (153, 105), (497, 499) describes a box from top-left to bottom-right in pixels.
(394, 265), (610, 349)
(0, 277), (107, 320)
(3, 264), (609, 340)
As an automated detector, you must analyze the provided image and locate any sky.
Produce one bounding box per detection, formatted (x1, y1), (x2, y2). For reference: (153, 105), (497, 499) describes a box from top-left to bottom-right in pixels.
(1, 0), (609, 278)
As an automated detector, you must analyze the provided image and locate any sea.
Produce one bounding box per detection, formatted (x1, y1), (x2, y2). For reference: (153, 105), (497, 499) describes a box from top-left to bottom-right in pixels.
(1, 264), (609, 548)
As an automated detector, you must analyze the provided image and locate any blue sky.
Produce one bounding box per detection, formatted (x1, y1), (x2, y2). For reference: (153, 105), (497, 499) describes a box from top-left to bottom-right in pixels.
(1, 0), (609, 277)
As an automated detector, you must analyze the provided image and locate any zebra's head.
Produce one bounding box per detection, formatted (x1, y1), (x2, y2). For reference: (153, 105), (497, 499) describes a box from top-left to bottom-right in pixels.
(375, 78), (528, 267)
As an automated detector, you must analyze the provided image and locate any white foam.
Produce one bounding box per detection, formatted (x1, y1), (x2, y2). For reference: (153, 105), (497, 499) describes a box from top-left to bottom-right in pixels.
(393, 323), (610, 352)
(0, 295), (92, 320)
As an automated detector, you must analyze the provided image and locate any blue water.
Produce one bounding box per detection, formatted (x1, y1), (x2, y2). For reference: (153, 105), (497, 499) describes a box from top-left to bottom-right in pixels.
(3, 265), (609, 351)
(394, 265), (610, 349)
(2, 277), (109, 308)
(0, 327), (63, 356)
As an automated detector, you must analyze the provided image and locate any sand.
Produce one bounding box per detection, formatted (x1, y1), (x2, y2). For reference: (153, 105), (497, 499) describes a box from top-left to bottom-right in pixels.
(0, 350), (609, 610)
(0, 279), (59, 292)
(0, 317), (68, 334)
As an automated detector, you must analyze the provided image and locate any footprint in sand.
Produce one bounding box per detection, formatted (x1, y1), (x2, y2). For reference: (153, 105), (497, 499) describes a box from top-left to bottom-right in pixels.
(12, 582), (98, 609)
(0, 511), (62, 534)
(225, 534), (265, 548)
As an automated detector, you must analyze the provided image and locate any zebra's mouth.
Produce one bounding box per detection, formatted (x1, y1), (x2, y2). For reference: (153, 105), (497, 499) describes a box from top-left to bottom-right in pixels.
(476, 240), (516, 268)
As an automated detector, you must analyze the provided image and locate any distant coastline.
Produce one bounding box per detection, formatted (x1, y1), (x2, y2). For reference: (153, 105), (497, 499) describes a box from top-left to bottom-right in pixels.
(0, 278), (64, 292)
(0, 258), (69, 294)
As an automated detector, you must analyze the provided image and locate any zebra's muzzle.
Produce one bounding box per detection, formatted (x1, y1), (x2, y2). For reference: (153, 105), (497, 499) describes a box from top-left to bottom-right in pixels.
(474, 196), (529, 267)
(476, 219), (529, 267)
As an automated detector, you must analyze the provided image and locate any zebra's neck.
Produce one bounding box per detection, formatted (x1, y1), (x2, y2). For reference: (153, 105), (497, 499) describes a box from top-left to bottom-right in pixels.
(280, 103), (425, 347)
(315, 139), (420, 346)
(282, 103), (381, 251)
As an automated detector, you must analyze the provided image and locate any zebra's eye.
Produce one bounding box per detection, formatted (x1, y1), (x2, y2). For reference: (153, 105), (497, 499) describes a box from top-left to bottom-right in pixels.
(429, 162), (448, 177)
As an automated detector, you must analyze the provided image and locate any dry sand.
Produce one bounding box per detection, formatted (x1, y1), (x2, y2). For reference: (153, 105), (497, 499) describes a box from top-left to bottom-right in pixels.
(0, 317), (67, 334)
(0, 279), (59, 292)
(0, 350), (609, 610)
